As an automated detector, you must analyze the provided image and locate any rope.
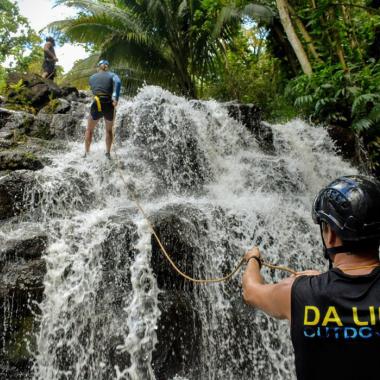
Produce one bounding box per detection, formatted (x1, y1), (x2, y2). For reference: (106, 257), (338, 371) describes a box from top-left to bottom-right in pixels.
(110, 113), (297, 284)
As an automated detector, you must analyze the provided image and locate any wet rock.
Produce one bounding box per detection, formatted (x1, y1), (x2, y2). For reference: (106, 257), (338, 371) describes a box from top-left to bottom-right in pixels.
(98, 215), (138, 309)
(327, 125), (357, 162)
(0, 171), (35, 220)
(61, 86), (79, 102)
(131, 99), (211, 193)
(0, 257), (45, 379)
(0, 108), (35, 135)
(150, 204), (209, 291)
(31, 113), (53, 139)
(226, 102), (274, 152)
(0, 259), (46, 293)
(0, 229), (48, 263)
(117, 113), (132, 142)
(153, 292), (201, 380)
(0, 151), (43, 171)
(51, 114), (78, 139)
(39, 98), (71, 115)
(0, 107), (13, 128)
(6, 73), (62, 110)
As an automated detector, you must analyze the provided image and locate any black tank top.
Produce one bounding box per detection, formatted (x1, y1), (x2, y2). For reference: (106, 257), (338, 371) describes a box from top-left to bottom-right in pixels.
(291, 267), (380, 380)
(44, 44), (55, 62)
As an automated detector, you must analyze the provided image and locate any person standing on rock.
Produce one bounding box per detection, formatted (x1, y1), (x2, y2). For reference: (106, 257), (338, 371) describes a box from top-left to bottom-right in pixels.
(84, 59), (121, 159)
(42, 37), (58, 80)
(242, 175), (380, 380)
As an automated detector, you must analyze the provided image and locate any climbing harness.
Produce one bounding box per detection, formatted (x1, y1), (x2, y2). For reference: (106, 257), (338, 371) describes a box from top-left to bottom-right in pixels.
(94, 96), (102, 112)
(110, 112), (298, 284)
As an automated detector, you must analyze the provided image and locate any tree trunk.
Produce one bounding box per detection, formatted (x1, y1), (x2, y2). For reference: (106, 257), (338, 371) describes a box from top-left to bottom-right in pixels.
(288, 4), (323, 64)
(327, 9), (348, 71)
(272, 22), (300, 76)
(275, 0), (313, 75)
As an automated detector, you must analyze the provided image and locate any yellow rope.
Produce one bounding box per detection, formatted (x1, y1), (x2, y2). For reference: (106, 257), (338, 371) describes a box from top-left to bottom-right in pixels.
(111, 117), (297, 283)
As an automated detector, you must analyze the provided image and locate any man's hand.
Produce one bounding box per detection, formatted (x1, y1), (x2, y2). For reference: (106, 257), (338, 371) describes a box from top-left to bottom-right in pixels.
(244, 246), (261, 263)
(113, 100), (118, 108)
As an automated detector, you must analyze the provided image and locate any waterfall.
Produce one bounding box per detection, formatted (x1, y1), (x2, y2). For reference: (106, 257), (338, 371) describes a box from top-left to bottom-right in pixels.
(13, 86), (355, 379)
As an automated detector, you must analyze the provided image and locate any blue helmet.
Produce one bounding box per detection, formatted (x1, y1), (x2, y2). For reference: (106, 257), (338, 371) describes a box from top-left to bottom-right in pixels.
(97, 59), (110, 67)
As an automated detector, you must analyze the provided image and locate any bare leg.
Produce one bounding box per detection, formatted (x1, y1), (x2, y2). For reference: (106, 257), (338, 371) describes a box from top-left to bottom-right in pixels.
(85, 117), (99, 153)
(42, 72), (48, 78)
(105, 119), (114, 154)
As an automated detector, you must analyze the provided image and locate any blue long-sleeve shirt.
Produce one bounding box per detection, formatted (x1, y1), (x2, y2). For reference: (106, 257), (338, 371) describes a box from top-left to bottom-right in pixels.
(89, 71), (121, 101)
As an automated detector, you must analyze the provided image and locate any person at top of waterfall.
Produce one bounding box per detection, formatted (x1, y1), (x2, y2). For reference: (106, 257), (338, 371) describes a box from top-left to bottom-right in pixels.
(242, 175), (380, 380)
(42, 37), (58, 80)
(84, 59), (121, 159)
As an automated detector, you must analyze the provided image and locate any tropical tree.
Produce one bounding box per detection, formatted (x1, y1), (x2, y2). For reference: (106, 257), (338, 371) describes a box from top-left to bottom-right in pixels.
(0, 0), (42, 84)
(49, 0), (244, 98)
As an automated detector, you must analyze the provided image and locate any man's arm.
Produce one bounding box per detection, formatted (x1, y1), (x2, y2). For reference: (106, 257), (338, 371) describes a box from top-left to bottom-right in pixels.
(242, 247), (321, 321)
(44, 42), (57, 61)
(242, 249), (294, 320)
(111, 73), (121, 105)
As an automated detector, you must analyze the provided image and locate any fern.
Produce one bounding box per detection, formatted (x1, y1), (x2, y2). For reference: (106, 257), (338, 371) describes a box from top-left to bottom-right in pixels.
(352, 93), (380, 116)
(368, 104), (380, 123)
(294, 94), (314, 107)
(352, 118), (373, 131)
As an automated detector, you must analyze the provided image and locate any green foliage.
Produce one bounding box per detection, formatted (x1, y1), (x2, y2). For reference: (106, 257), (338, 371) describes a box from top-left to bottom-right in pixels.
(287, 62), (380, 131)
(203, 25), (296, 120)
(6, 79), (36, 114)
(0, 0), (42, 67)
(49, 0), (242, 97)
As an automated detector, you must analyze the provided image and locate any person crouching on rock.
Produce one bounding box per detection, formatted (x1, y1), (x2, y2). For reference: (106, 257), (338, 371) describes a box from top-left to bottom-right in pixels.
(242, 175), (380, 380)
(42, 37), (58, 80)
(84, 59), (121, 159)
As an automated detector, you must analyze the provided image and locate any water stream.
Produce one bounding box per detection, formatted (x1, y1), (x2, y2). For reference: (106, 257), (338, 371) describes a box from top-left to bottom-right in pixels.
(11, 86), (356, 379)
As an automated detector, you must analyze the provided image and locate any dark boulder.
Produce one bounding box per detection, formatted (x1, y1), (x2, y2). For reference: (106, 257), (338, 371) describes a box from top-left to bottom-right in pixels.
(225, 102), (274, 152)
(153, 292), (201, 380)
(0, 171), (35, 220)
(61, 86), (80, 102)
(6, 73), (62, 110)
(0, 151), (43, 171)
(0, 228), (48, 263)
(327, 125), (357, 163)
(150, 204), (209, 291)
(0, 108), (35, 136)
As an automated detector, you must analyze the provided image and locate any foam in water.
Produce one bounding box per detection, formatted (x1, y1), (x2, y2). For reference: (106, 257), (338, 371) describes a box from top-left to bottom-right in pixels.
(4, 85), (356, 379)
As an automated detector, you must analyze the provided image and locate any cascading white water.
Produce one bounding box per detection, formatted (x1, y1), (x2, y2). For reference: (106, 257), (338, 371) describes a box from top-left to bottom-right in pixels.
(23, 86), (356, 380)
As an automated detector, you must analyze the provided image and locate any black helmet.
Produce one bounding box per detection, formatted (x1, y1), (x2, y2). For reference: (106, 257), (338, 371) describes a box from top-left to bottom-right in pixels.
(312, 175), (380, 242)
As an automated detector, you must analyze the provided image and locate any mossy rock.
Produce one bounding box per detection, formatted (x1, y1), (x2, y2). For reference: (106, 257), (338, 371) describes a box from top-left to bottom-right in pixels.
(0, 151), (43, 171)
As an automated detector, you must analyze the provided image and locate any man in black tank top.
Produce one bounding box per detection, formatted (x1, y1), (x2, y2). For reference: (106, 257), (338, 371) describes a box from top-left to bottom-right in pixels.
(242, 175), (380, 380)
(42, 37), (58, 80)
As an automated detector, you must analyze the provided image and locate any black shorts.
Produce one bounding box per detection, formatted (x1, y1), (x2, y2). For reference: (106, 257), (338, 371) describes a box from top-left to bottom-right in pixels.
(42, 60), (56, 79)
(90, 99), (115, 121)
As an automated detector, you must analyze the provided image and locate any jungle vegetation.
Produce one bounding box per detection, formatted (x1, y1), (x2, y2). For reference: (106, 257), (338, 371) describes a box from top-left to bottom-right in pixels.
(1, 0), (379, 174)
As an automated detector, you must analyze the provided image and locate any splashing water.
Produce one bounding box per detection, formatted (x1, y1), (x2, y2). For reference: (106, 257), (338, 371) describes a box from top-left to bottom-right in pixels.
(10, 86), (356, 379)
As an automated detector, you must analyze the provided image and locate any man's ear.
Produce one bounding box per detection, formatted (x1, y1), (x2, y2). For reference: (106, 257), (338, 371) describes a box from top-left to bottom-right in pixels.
(326, 225), (341, 247)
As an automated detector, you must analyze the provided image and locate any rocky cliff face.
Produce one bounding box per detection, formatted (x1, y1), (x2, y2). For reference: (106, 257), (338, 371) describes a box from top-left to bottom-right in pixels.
(0, 76), (90, 378)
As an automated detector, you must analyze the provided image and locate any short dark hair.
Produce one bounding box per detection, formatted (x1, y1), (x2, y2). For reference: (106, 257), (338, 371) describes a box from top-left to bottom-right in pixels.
(46, 37), (55, 43)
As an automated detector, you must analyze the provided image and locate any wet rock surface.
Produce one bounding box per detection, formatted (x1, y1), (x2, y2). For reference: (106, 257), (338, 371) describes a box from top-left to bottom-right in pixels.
(0, 171), (35, 220)
(225, 102), (275, 152)
(0, 225), (48, 380)
(0, 150), (44, 171)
